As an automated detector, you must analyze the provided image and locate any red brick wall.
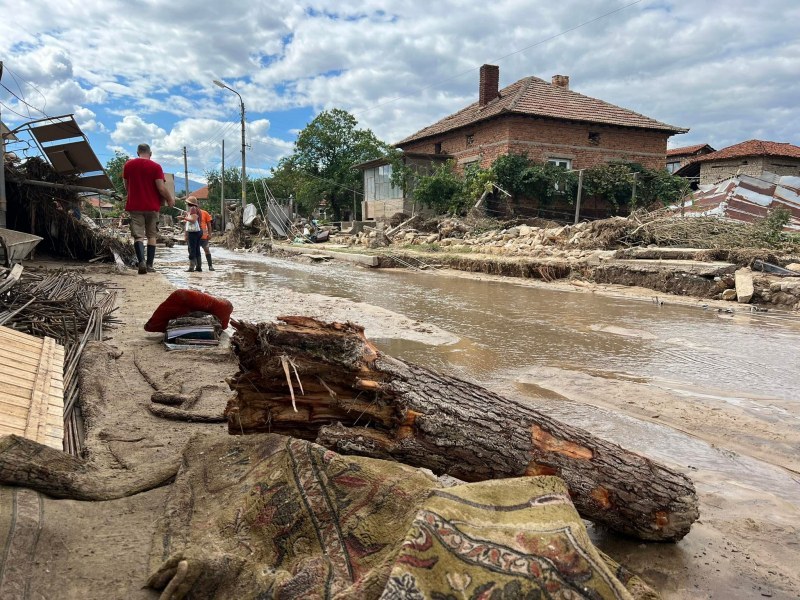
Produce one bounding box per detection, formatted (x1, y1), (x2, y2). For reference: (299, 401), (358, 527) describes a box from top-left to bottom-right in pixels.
(399, 115), (672, 171)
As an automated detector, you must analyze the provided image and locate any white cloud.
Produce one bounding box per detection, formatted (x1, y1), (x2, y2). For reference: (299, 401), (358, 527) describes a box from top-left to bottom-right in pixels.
(1, 0), (798, 170)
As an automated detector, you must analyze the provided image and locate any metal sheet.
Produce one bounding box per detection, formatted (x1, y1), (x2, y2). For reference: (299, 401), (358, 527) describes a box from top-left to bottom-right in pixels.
(77, 174), (114, 190)
(29, 119), (83, 143)
(43, 141), (103, 175)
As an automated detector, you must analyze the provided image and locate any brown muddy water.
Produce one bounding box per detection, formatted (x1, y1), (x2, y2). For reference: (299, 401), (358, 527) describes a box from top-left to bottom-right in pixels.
(158, 246), (800, 503)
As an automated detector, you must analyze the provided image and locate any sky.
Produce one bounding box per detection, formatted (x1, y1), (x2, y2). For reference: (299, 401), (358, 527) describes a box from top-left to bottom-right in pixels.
(1, 0), (798, 185)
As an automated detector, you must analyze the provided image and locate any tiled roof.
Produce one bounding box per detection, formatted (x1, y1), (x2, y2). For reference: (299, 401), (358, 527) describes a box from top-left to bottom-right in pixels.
(193, 185), (209, 199)
(693, 140), (800, 163)
(398, 76), (687, 145)
(667, 143), (714, 157)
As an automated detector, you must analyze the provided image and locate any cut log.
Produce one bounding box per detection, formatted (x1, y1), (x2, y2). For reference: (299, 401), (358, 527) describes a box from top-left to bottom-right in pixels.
(0, 434), (179, 500)
(227, 317), (699, 542)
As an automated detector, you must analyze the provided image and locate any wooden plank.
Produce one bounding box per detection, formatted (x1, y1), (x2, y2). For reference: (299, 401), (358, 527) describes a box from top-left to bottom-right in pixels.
(0, 325), (45, 347)
(25, 337), (58, 444)
(0, 350), (40, 369)
(0, 372), (41, 393)
(0, 360), (37, 381)
(0, 343), (43, 361)
(0, 403), (29, 422)
(0, 386), (37, 404)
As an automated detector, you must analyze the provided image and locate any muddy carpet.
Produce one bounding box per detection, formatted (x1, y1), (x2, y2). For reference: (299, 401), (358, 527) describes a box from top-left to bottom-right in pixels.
(147, 433), (657, 599)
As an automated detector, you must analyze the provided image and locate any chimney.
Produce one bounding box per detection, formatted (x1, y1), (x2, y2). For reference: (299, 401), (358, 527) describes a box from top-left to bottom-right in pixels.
(479, 64), (500, 107)
(551, 75), (570, 90)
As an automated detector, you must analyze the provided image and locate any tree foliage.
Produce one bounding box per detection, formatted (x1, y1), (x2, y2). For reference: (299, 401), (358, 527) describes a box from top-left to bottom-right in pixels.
(289, 108), (388, 220)
(491, 153), (689, 215)
(105, 150), (129, 196)
(412, 161), (467, 214)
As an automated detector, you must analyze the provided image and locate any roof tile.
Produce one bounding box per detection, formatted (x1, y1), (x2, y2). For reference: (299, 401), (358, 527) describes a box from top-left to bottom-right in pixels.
(693, 140), (800, 163)
(399, 76), (687, 145)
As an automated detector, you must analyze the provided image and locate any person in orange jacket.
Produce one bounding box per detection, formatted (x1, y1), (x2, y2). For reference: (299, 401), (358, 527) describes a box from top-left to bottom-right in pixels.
(199, 206), (215, 271)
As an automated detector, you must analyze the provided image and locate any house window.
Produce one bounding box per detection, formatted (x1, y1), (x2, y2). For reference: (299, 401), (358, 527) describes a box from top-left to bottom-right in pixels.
(364, 165), (402, 202)
(548, 157), (572, 170)
(667, 161), (681, 174)
(588, 132), (601, 146)
(434, 142), (442, 154)
(466, 133), (475, 146)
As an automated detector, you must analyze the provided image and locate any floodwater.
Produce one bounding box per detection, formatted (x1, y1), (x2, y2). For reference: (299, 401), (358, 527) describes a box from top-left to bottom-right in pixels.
(157, 246), (800, 502)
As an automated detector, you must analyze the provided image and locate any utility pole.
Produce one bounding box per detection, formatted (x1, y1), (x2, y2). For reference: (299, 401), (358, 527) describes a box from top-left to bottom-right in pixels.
(240, 101), (246, 209)
(631, 172), (638, 207)
(573, 169), (584, 225)
(183, 146), (189, 199)
(353, 190), (356, 222)
(212, 79), (246, 208)
(220, 139), (225, 231)
(0, 61), (6, 228)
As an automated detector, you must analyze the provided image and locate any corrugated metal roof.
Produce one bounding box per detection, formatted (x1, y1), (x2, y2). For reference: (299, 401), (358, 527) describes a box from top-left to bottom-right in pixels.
(681, 171), (800, 232)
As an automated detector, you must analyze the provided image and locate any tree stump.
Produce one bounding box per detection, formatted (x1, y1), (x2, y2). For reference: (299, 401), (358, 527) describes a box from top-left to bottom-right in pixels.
(227, 316), (699, 541)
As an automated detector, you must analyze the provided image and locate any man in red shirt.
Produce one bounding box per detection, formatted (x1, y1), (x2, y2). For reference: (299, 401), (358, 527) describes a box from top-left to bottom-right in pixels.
(123, 144), (175, 274)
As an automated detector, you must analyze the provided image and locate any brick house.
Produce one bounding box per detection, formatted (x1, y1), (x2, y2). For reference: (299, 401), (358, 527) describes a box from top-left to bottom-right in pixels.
(666, 143), (715, 173)
(396, 64), (687, 172)
(689, 140), (800, 185)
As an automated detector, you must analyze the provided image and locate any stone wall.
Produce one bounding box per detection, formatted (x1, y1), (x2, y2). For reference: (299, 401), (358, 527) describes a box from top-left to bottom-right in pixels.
(700, 157), (800, 185)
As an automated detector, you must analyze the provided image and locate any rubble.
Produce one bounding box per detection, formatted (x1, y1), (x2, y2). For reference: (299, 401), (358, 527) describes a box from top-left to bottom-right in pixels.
(328, 211), (800, 309)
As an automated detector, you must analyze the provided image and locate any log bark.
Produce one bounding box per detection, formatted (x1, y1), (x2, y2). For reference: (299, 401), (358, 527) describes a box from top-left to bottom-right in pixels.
(0, 434), (179, 500)
(227, 317), (699, 542)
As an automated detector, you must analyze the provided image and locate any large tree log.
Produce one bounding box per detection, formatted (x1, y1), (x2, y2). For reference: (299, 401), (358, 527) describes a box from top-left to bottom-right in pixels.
(0, 434), (179, 500)
(227, 316), (699, 542)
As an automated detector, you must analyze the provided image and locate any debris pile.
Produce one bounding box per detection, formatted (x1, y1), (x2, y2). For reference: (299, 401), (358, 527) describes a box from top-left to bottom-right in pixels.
(4, 157), (135, 265)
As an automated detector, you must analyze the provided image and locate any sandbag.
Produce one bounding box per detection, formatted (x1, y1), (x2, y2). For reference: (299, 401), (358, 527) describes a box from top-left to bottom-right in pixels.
(144, 289), (233, 332)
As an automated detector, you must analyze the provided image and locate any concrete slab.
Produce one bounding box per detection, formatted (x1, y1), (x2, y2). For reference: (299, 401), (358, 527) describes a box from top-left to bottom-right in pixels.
(278, 244), (379, 267)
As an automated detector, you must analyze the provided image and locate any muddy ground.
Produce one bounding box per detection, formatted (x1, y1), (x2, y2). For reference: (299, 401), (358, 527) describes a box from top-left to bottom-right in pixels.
(5, 259), (799, 599)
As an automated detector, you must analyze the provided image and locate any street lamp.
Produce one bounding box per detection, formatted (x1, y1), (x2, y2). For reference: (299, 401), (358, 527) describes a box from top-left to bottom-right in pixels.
(213, 79), (246, 209)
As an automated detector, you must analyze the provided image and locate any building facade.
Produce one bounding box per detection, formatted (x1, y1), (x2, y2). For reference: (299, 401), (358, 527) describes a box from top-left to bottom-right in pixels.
(397, 65), (687, 172)
(692, 140), (800, 185)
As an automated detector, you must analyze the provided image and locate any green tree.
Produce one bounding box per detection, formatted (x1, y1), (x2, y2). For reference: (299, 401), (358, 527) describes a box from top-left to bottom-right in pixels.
(291, 108), (388, 220)
(105, 150), (129, 196)
(412, 161), (466, 214)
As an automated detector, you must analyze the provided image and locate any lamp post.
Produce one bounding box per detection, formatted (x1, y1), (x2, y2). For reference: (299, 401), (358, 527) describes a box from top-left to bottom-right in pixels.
(213, 79), (246, 209)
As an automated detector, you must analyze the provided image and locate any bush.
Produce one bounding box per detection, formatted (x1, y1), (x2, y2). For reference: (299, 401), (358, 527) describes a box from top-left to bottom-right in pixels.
(413, 161), (467, 214)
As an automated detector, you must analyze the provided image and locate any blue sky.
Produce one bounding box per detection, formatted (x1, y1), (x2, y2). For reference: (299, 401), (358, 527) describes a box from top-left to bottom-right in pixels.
(1, 0), (798, 184)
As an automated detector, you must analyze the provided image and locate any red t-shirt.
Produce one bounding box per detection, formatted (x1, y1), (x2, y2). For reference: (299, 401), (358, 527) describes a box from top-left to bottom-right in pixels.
(123, 157), (165, 212)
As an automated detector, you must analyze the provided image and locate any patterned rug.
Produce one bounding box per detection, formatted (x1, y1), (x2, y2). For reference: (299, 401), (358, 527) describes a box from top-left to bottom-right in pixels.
(147, 434), (658, 599)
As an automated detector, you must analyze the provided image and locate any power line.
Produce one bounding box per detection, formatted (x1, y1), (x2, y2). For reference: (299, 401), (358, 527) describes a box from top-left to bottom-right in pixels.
(0, 82), (48, 119)
(4, 66), (48, 114)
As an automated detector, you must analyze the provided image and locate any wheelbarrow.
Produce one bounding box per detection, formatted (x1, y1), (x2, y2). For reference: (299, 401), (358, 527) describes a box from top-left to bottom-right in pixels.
(0, 228), (43, 267)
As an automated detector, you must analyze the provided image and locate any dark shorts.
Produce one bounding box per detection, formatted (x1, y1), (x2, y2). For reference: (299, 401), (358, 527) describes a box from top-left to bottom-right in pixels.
(129, 211), (159, 240)
(200, 238), (210, 250)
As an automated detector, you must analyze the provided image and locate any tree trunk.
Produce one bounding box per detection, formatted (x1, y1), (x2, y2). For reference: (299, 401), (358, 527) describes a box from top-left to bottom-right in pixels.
(227, 317), (699, 542)
(0, 434), (179, 501)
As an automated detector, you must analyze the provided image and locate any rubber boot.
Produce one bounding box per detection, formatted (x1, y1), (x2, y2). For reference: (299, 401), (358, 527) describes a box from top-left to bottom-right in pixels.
(206, 254), (215, 271)
(134, 241), (147, 274)
(146, 245), (156, 272)
(186, 258), (196, 272)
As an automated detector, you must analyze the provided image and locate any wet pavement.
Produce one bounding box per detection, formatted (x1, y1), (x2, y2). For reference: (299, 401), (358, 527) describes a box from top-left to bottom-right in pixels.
(156, 246), (800, 504)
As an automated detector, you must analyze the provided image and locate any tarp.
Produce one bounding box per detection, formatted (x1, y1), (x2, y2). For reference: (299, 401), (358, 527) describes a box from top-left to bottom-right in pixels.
(146, 434), (658, 599)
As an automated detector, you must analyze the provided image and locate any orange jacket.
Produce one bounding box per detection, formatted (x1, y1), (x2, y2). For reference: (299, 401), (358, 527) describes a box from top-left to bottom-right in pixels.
(200, 209), (214, 239)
